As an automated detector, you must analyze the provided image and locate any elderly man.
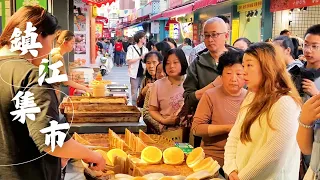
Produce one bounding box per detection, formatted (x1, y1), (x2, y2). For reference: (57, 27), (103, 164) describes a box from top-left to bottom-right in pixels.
(183, 17), (237, 147)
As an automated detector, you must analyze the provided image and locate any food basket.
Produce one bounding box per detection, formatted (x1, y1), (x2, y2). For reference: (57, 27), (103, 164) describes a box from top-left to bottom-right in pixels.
(64, 104), (141, 123)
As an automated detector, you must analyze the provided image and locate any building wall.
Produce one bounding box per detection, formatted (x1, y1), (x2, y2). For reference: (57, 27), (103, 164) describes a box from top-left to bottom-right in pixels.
(273, 5), (320, 38)
(239, 9), (262, 43)
(119, 0), (134, 10)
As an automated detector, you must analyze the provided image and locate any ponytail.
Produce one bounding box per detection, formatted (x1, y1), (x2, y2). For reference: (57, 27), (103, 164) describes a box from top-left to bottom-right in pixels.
(55, 30), (74, 47)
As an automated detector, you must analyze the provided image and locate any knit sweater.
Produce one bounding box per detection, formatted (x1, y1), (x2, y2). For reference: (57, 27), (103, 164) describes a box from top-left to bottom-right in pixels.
(192, 85), (247, 166)
(223, 92), (301, 180)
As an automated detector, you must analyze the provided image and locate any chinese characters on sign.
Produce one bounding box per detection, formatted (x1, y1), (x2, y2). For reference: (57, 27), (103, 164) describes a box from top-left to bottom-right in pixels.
(169, 23), (180, 40)
(237, 0), (262, 12)
(270, 0), (320, 12)
(9, 22), (70, 152)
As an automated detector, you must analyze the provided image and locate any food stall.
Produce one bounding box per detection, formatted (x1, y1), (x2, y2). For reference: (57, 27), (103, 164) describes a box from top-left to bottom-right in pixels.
(68, 129), (224, 180)
(60, 62), (224, 179)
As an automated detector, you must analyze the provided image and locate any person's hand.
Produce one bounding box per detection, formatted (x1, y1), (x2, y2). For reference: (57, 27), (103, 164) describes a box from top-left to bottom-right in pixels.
(302, 79), (319, 96)
(229, 171), (240, 180)
(61, 158), (70, 169)
(299, 55), (307, 62)
(225, 124), (234, 133)
(85, 87), (93, 93)
(300, 94), (320, 126)
(212, 76), (223, 87)
(163, 115), (178, 125)
(83, 151), (106, 171)
(142, 83), (153, 95)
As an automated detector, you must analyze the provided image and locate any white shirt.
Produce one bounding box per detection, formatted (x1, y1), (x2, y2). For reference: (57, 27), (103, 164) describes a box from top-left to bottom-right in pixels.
(223, 93), (301, 180)
(126, 44), (148, 79)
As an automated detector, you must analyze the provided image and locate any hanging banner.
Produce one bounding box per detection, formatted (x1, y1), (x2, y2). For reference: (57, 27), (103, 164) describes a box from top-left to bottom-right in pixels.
(169, 23), (180, 40)
(237, 0), (262, 12)
(151, 22), (160, 34)
(15, 0), (47, 10)
(74, 0), (90, 66)
(271, 0), (320, 12)
(96, 22), (103, 38)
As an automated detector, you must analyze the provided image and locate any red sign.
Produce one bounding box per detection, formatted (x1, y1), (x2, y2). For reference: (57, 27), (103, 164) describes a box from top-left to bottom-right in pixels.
(271, 0), (320, 12)
(193, 24), (199, 45)
(169, 0), (183, 8)
(103, 28), (111, 39)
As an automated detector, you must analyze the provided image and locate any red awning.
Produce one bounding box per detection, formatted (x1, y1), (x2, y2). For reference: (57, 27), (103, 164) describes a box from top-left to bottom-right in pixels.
(162, 3), (193, 18)
(150, 13), (163, 21)
(193, 0), (217, 11)
(82, 0), (115, 7)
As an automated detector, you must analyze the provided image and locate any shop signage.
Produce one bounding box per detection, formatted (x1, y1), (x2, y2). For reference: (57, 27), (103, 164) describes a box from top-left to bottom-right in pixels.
(15, 0), (47, 10)
(74, 0), (90, 66)
(169, 23), (180, 40)
(193, 24), (199, 45)
(96, 22), (103, 38)
(270, 0), (320, 12)
(237, 0), (262, 12)
(169, 0), (183, 8)
(151, 22), (160, 34)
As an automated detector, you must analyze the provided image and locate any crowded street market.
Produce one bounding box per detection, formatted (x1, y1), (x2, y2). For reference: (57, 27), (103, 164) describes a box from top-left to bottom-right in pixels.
(0, 0), (320, 180)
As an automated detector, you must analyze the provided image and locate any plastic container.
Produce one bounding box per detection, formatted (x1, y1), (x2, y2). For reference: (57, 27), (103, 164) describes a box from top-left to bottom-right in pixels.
(92, 72), (105, 97)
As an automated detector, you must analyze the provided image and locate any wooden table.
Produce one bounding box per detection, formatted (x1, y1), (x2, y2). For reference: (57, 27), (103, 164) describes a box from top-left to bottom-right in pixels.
(69, 117), (146, 134)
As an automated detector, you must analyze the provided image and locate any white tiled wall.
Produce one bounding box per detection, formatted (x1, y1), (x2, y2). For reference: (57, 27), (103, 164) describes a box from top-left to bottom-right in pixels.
(273, 5), (320, 38)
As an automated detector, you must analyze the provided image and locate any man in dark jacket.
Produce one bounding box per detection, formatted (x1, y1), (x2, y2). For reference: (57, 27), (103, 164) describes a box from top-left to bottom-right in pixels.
(183, 17), (235, 147)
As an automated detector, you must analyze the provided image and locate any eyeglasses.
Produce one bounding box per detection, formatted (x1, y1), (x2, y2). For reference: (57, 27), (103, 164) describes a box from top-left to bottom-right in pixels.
(303, 43), (320, 51)
(204, 32), (226, 39)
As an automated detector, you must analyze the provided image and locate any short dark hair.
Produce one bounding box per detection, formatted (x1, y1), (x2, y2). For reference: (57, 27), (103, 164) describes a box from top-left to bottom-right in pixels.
(216, 15), (230, 25)
(305, 24), (320, 37)
(184, 38), (192, 46)
(143, 51), (163, 63)
(163, 48), (188, 76)
(273, 35), (295, 58)
(233, 38), (252, 47)
(163, 37), (177, 48)
(134, 31), (146, 43)
(217, 49), (244, 75)
(155, 41), (171, 58)
(144, 51), (163, 79)
(280, 29), (290, 35)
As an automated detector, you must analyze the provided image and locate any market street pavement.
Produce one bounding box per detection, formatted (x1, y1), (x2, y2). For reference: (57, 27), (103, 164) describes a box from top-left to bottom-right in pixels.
(103, 66), (132, 104)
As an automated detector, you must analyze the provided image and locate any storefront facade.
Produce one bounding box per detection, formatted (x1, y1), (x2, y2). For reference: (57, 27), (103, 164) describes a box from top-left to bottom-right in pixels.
(271, 0), (320, 39)
(193, 0), (273, 44)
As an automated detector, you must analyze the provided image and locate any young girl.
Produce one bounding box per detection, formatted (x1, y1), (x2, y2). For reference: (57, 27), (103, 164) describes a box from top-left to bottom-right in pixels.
(149, 49), (188, 132)
(223, 43), (302, 180)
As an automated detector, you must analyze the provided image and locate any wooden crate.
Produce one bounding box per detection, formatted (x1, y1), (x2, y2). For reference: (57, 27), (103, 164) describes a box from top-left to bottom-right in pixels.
(64, 104), (141, 123)
(60, 96), (127, 112)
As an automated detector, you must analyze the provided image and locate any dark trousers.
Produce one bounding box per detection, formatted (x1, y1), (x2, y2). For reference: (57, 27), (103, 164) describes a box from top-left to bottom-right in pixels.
(114, 51), (122, 65)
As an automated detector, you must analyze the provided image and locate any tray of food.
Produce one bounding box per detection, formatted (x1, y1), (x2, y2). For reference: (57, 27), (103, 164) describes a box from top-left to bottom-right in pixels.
(60, 96), (127, 111)
(64, 104), (141, 123)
